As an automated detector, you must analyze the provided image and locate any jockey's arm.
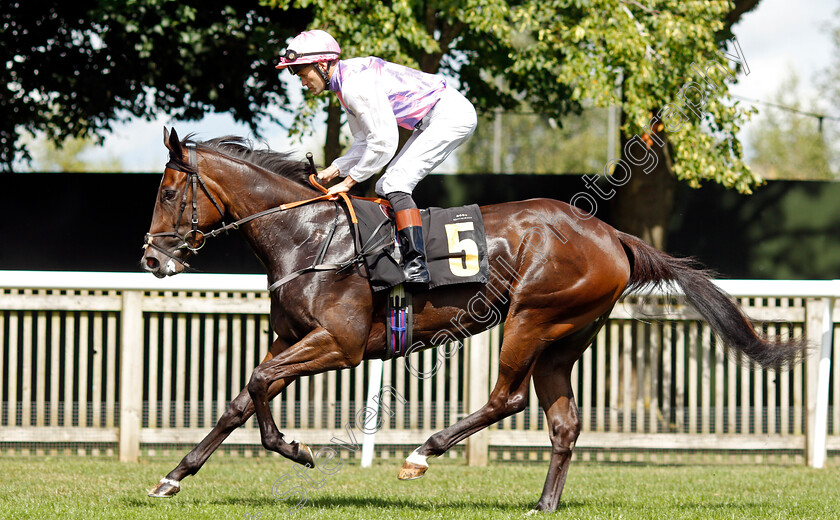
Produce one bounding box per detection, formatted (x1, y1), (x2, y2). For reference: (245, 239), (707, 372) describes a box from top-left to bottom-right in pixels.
(333, 73), (398, 184)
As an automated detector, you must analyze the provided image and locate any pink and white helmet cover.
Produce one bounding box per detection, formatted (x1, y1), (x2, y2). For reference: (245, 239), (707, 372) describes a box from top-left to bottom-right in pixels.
(275, 30), (341, 70)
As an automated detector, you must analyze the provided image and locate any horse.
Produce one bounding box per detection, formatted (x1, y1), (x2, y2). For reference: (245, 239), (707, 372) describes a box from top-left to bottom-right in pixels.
(142, 128), (806, 512)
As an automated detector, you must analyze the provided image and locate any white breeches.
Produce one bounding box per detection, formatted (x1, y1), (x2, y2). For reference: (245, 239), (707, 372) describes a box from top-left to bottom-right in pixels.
(375, 87), (477, 196)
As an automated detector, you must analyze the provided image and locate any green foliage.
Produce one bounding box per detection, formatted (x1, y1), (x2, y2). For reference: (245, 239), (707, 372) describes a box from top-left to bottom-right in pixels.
(508, 0), (760, 192)
(816, 6), (840, 177)
(4, 0), (759, 193)
(820, 6), (840, 112)
(748, 72), (835, 181)
(268, 1), (760, 192)
(1, 0), (309, 172)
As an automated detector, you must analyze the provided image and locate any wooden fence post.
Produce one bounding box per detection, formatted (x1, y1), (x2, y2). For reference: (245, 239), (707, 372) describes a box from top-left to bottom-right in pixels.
(120, 290), (144, 462)
(805, 297), (832, 468)
(467, 330), (491, 466)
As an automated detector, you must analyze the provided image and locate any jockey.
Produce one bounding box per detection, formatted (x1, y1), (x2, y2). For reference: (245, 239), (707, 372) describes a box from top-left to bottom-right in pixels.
(276, 30), (477, 285)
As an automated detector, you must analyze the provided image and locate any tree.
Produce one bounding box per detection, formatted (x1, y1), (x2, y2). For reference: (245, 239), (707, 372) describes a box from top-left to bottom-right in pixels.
(747, 72), (835, 181)
(816, 6), (840, 172)
(1, 0), (310, 172)
(6, 1), (765, 250)
(510, 1), (765, 248)
(270, 1), (763, 248)
(820, 6), (840, 111)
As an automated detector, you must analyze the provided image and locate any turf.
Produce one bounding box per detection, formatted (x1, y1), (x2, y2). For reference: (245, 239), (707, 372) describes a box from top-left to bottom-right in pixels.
(1, 455), (839, 519)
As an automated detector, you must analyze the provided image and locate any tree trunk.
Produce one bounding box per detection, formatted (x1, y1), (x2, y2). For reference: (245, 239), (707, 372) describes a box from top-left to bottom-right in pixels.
(610, 109), (677, 251)
(324, 99), (343, 165)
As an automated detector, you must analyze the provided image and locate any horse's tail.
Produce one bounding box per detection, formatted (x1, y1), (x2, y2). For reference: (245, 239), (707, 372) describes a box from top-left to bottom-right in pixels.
(616, 231), (807, 369)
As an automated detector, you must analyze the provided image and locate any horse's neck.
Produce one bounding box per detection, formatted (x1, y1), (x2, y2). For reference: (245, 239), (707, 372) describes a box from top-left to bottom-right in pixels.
(208, 157), (327, 276)
(213, 160), (316, 221)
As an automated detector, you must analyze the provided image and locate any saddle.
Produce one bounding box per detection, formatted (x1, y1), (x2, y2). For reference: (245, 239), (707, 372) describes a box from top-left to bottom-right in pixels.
(352, 200), (490, 292)
(352, 200), (489, 359)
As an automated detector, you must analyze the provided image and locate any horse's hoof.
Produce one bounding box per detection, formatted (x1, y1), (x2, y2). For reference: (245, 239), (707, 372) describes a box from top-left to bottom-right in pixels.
(294, 441), (316, 468)
(397, 461), (428, 480)
(148, 478), (180, 497)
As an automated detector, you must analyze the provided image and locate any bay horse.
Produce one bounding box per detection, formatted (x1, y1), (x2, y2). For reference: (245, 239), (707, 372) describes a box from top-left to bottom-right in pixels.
(142, 128), (805, 512)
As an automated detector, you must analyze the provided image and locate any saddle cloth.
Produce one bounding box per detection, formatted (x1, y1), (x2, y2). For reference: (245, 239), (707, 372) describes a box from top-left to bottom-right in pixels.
(353, 200), (489, 292)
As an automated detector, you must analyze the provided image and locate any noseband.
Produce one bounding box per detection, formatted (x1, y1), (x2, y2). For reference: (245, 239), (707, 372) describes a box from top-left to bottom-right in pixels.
(144, 143), (226, 268)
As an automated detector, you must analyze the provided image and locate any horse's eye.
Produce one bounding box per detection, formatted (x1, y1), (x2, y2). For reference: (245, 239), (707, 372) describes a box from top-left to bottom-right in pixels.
(162, 189), (177, 202)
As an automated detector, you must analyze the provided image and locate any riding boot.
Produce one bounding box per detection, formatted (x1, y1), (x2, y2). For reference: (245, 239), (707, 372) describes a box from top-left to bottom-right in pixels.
(391, 205), (430, 285)
(397, 224), (431, 285)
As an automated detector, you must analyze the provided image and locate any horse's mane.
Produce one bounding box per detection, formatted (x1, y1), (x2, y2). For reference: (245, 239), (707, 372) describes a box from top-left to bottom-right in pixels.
(184, 134), (313, 187)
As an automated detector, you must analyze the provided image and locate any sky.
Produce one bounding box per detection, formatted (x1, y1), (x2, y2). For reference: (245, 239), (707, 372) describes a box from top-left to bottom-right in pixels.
(730, 0), (835, 101)
(78, 0), (838, 172)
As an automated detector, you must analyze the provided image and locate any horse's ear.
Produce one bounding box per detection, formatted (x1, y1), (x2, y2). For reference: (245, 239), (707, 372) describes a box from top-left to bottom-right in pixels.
(164, 127), (182, 158)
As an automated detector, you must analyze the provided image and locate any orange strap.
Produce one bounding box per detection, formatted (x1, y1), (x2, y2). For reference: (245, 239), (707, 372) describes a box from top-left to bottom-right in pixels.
(306, 174), (360, 224)
(306, 174), (394, 224)
(353, 195), (391, 206)
(278, 192), (335, 212)
(395, 208), (422, 230)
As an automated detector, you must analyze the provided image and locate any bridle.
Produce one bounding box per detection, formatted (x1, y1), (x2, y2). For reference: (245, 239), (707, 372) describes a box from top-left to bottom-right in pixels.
(143, 146), (347, 271)
(143, 142), (226, 268)
(144, 145), (393, 289)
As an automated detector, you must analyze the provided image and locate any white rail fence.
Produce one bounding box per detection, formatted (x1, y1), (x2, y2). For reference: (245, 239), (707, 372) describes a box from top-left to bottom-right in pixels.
(0, 272), (837, 467)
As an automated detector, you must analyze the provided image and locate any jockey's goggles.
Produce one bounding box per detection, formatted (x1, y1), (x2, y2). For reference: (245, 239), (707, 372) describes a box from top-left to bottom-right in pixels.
(279, 48), (339, 75)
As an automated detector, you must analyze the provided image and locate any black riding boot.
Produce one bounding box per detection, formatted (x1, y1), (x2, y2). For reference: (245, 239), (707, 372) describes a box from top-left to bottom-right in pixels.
(397, 224), (431, 285)
(388, 193), (431, 285)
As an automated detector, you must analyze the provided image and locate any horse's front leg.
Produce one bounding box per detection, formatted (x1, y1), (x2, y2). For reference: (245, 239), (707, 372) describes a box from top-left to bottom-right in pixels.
(248, 327), (365, 466)
(148, 376), (295, 497)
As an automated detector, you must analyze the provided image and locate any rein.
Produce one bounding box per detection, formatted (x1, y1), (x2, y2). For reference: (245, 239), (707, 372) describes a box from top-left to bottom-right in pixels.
(145, 145), (394, 290)
(208, 176), (352, 237)
(261, 176), (394, 292)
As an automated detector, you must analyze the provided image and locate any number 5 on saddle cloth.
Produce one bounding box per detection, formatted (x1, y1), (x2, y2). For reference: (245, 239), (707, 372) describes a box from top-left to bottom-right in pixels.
(352, 201), (490, 359)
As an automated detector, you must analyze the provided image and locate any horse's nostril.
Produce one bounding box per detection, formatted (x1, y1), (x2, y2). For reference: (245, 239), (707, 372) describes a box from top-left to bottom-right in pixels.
(145, 257), (160, 270)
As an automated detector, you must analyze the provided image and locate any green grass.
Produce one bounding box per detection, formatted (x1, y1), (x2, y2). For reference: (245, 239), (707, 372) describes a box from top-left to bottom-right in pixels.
(1, 455), (839, 519)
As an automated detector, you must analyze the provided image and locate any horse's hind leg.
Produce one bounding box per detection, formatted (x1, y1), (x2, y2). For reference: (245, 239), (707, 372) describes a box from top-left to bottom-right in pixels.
(531, 353), (579, 512)
(530, 319), (606, 512)
(398, 357), (534, 480)
(397, 314), (557, 479)
(148, 376), (295, 497)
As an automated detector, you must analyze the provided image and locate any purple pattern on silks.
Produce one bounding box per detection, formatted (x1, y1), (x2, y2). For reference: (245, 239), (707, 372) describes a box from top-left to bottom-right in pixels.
(329, 57), (446, 130)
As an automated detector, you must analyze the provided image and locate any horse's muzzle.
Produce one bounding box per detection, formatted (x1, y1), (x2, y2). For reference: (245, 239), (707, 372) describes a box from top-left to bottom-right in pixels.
(143, 256), (168, 278)
(142, 240), (187, 278)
